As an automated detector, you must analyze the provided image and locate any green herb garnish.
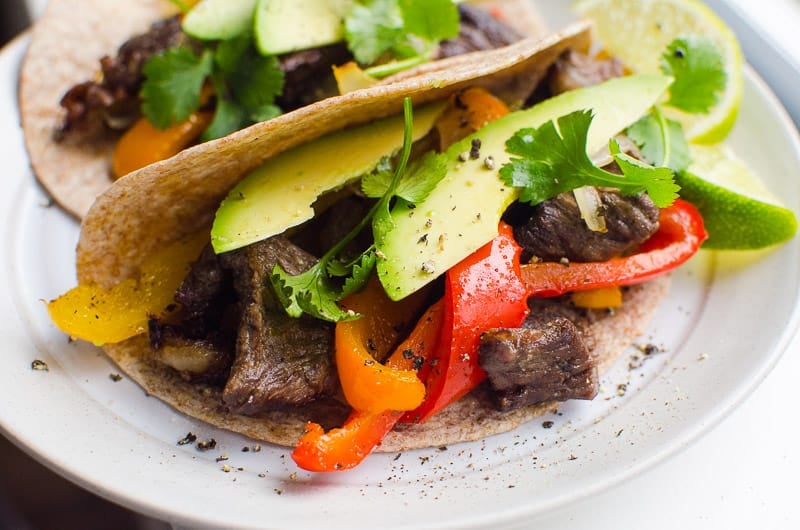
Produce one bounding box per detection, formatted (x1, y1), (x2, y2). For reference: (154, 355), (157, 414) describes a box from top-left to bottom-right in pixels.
(270, 97), (440, 322)
(500, 110), (679, 208)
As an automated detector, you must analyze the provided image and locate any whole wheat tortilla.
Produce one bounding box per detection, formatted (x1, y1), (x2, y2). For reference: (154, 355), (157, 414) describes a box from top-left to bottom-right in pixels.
(19, 0), (548, 220)
(64, 21), (662, 452)
(105, 277), (668, 451)
(19, 0), (181, 220)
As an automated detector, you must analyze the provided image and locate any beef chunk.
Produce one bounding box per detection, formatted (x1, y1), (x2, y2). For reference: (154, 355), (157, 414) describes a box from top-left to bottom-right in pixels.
(174, 244), (234, 339)
(479, 315), (598, 411)
(277, 44), (353, 111)
(548, 50), (625, 95)
(438, 4), (523, 58)
(59, 16), (185, 137)
(511, 189), (660, 263)
(220, 236), (336, 414)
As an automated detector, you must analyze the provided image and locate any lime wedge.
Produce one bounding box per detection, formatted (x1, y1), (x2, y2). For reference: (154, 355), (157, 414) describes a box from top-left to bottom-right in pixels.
(676, 144), (797, 249)
(573, 0), (743, 143)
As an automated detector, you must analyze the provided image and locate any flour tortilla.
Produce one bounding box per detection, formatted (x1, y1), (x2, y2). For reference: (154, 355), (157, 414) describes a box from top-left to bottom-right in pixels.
(19, 0), (548, 219)
(67, 21), (664, 452)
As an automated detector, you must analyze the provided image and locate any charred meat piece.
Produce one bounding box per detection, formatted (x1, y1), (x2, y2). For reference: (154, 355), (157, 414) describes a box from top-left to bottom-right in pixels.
(438, 3), (523, 58)
(277, 44), (353, 111)
(59, 16), (185, 136)
(220, 236), (336, 414)
(548, 49), (625, 95)
(174, 244), (234, 339)
(479, 314), (598, 411)
(510, 189), (660, 263)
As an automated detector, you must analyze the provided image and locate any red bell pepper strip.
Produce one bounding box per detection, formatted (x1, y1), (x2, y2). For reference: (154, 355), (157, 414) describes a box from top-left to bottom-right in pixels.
(520, 199), (707, 297)
(292, 300), (443, 472)
(402, 222), (530, 424)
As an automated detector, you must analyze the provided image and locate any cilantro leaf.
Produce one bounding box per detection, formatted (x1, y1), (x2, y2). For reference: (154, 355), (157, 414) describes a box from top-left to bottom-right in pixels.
(202, 98), (248, 141)
(227, 52), (284, 110)
(399, 0), (459, 42)
(271, 99), (421, 322)
(627, 108), (690, 172)
(345, 0), (406, 64)
(141, 47), (214, 128)
(361, 152), (447, 203)
(270, 263), (361, 322)
(660, 35), (726, 114)
(203, 35), (284, 140)
(345, 0), (459, 66)
(340, 252), (378, 298)
(500, 110), (679, 208)
(360, 157), (395, 198)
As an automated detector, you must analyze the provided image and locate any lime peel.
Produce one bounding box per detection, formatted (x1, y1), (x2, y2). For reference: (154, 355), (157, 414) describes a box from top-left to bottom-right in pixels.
(573, 0), (743, 143)
(676, 144), (798, 249)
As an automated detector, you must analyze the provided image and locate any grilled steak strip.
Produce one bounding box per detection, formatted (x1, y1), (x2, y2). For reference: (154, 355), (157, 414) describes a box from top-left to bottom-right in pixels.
(59, 15), (185, 136)
(479, 314), (598, 411)
(509, 189), (660, 263)
(220, 236), (336, 414)
(548, 49), (625, 96)
(437, 4), (523, 58)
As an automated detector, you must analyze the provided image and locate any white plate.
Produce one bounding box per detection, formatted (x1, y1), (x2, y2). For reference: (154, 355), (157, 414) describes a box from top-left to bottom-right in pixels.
(2, 8), (800, 530)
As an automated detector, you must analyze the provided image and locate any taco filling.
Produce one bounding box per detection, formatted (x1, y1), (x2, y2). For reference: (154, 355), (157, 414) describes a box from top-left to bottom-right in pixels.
(44, 4), (795, 473)
(21, 0), (545, 219)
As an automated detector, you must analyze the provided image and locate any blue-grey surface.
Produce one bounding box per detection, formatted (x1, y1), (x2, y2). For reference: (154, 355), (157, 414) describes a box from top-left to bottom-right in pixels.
(706, 0), (800, 127)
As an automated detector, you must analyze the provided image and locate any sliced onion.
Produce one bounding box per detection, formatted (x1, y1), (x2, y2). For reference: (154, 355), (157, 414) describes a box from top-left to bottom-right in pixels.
(573, 185), (607, 233)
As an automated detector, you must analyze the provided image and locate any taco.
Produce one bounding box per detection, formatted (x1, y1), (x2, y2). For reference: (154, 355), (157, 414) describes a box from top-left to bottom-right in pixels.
(46, 16), (706, 472)
(19, 0), (546, 219)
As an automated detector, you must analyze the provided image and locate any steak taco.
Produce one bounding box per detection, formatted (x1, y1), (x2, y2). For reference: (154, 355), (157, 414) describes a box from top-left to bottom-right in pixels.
(45, 15), (720, 473)
(19, 0), (546, 219)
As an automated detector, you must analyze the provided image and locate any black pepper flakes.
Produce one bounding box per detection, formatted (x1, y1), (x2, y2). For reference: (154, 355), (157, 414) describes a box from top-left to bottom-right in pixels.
(31, 359), (49, 371)
(177, 432), (197, 446)
(542, 421), (554, 429)
(196, 438), (217, 451)
(109, 373), (122, 382)
(469, 138), (481, 159)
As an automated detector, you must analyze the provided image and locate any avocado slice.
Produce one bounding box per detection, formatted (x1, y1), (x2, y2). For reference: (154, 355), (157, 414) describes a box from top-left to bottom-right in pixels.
(211, 102), (445, 254)
(375, 74), (673, 301)
(182, 0), (259, 41)
(255, 0), (353, 55)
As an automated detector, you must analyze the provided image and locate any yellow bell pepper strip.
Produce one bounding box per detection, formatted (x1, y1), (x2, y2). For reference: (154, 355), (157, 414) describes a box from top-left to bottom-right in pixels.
(112, 110), (213, 179)
(292, 300), (443, 472)
(335, 276), (429, 413)
(46, 231), (208, 345)
(402, 221), (530, 424)
(571, 286), (623, 309)
(520, 199), (708, 297)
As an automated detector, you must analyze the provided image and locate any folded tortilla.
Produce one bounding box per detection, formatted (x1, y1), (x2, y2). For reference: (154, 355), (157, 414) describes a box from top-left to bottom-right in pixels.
(61, 20), (672, 452)
(19, 0), (548, 219)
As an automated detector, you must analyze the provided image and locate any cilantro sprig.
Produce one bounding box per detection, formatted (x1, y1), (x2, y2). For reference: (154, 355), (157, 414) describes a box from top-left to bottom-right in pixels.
(140, 34), (284, 140)
(627, 35), (726, 170)
(500, 110), (679, 208)
(345, 0), (460, 77)
(270, 98), (438, 322)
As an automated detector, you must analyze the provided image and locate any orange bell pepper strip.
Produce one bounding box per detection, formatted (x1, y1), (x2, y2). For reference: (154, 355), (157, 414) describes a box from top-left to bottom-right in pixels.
(520, 199), (707, 297)
(112, 110), (213, 178)
(435, 87), (510, 150)
(334, 276), (430, 413)
(403, 222), (530, 424)
(292, 300), (443, 472)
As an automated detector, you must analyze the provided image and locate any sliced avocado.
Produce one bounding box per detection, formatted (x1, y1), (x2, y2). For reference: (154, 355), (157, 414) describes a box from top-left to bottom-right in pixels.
(255, 0), (353, 55)
(211, 102), (445, 254)
(376, 74), (673, 301)
(182, 0), (259, 41)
